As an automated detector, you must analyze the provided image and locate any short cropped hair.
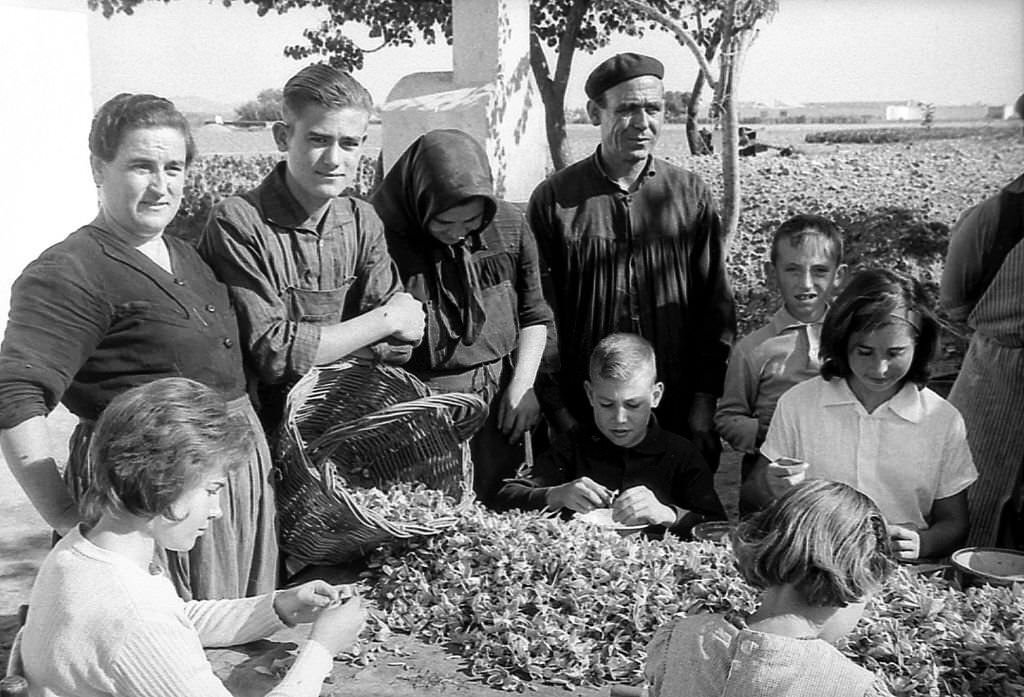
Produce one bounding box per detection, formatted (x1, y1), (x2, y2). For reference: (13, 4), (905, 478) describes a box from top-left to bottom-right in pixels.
(589, 332), (657, 382)
(81, 378), (253, 523)
(732, 480), (895, 607)
(282, 63), (373, 120)
(90, 93), (196, 165)
(820, 268), (938, 386)
(770, 214), (844, 265)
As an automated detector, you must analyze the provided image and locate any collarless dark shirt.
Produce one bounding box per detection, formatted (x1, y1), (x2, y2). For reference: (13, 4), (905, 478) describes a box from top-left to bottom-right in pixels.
(0, 223), (246, 426)
(528, 149), (736, 420)
(497, 418), (726, 537)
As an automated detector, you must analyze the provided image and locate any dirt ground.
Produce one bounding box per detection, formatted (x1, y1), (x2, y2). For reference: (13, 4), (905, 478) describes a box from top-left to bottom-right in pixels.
(0, 405), (741, 694)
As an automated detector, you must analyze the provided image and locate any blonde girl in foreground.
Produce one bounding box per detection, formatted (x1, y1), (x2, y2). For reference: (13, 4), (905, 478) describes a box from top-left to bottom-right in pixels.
(646, 480), (896, 697)
(22, 377), (364, 696)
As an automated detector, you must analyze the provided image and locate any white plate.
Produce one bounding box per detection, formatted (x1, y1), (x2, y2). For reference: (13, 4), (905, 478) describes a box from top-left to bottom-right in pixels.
(576, 508), (646, 531)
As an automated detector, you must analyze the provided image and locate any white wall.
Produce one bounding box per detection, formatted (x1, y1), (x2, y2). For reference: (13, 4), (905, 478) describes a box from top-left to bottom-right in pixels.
(0, 0), (96, 330)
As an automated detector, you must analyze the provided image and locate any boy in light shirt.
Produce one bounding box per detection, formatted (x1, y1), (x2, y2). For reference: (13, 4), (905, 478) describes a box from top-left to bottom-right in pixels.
(715, 215), (846, 492)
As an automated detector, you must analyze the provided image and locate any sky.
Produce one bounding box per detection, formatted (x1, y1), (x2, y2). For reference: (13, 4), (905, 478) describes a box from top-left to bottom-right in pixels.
(83, 0), (1022, 111)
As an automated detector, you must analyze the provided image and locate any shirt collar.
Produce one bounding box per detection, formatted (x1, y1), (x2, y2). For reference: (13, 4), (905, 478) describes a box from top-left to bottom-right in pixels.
(590, 147), (658, 192)
(255, 161), (324, 233)
(587, 414), (669, 455)
(820, 378), (924, 422)
(771, 306), (826, 334)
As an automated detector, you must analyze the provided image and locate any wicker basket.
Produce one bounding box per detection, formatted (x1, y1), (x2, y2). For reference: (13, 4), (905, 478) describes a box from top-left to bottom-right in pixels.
(276, 358), (487, 564)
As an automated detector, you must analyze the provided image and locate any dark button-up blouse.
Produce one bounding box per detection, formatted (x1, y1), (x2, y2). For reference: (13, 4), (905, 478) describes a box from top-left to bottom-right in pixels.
(528, 151), (736, 417)
(0, 224), (247, 427)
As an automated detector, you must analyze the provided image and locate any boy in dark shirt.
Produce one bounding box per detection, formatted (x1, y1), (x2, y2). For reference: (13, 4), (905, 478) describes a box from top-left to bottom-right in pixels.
(497, 333), (725, 537)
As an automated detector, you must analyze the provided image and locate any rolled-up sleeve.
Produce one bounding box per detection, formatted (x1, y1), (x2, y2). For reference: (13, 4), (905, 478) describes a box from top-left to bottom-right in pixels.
(349, 203), (404, 316)
(200, 205), (321, 384)
(0, 255), (107, 428)
(514, 214), (554, 329)
(714, 343), (761, 452)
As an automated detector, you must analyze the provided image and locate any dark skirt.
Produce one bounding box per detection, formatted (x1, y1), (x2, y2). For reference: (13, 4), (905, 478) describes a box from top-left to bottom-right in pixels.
(67, 395), (279, 600)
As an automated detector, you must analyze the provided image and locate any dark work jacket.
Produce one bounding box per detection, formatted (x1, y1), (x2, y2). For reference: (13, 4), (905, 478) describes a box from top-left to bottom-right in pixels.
(0, 223), (246, 427)
(528, 150), (736, 423)
(372, 129), (552, 372)
(496, 418), (726, 538)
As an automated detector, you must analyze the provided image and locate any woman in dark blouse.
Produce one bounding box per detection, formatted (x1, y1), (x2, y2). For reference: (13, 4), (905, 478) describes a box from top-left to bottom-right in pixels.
(0, 94), (277, 601)
(371, 129), (553, 507)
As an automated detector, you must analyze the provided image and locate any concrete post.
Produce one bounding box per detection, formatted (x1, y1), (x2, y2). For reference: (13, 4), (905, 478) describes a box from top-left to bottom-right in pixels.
(381, 0), (549, 203)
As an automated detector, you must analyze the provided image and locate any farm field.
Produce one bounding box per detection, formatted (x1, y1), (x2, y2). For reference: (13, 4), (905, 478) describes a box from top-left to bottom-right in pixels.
(2, 121), (1023, 695)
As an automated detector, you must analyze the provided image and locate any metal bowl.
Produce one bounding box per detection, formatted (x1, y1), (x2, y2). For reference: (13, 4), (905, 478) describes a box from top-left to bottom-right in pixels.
(950, 547), (1024, 586)
(691, 520), (734, 543)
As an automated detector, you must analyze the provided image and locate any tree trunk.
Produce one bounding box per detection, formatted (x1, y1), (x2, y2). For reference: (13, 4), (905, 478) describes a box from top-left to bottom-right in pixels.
(686, 29), (720, 156)
(529, 0), (590, 171)
(542, 87), (572, 171)
(686, 71), (709, 156)
(718, 33), (741, 253)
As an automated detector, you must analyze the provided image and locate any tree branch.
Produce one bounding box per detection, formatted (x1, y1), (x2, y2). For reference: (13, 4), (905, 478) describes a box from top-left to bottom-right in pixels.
(557, 0), (590, 84)
(616, 0), (718, 89)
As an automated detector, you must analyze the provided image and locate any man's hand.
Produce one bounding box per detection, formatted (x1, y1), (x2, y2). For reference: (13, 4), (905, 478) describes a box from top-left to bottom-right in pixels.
(612, 485), (675, 527)
(887, 523), (922, 560)
(687, 393), (718, 456)
(497, 383), (541, 444)
(546, 477), (614, 512)
(381, 292), (425, 343)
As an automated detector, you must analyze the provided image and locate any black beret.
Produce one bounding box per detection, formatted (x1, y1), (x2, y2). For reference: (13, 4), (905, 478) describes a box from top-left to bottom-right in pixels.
(585, 53), (664, 100)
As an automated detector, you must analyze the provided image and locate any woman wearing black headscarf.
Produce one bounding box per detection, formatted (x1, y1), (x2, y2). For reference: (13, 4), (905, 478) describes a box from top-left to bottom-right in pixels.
(371, 129), (552, 507)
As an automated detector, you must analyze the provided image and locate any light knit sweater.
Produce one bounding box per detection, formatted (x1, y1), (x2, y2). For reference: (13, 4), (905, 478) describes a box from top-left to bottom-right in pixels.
(645, 614), (893, 697)
(22, 526), (333, 696)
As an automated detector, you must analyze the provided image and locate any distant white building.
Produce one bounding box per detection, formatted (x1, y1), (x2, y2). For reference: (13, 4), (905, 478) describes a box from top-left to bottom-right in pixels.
(885, 103), (924, 121)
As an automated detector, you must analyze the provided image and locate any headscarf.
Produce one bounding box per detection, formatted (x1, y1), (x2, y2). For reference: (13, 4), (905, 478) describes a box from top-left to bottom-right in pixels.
(372, 129), (498, 349)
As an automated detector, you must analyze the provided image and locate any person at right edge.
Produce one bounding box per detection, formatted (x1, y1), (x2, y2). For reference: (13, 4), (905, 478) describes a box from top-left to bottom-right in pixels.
(942, 165), (1024, 549)
(527, 53), (735, 471)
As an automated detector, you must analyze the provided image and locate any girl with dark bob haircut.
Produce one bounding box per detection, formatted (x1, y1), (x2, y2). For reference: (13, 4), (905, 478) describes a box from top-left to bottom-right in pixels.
(820, 268), (939, 387)
(646, 480), (895, 696)
(22, 378), (366, 696)
(745, 268), (977, 562)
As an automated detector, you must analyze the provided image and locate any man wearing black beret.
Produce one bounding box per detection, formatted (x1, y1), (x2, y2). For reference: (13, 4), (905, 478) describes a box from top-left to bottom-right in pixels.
(528, 52), (735, 471)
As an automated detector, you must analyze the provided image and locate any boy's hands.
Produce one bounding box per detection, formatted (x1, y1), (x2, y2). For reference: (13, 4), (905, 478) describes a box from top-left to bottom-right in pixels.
(546, 477), (615, 512)
(274, 581), (357, 626)
(381, 292), (425, 344)
(612, 485), (675, 527)
(309, 596), (366, 656)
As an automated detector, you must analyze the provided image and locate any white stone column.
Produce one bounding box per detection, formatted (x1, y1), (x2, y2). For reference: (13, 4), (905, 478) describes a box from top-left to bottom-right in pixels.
(381, 0), (549, 203)
(0, 0), (96, 329)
